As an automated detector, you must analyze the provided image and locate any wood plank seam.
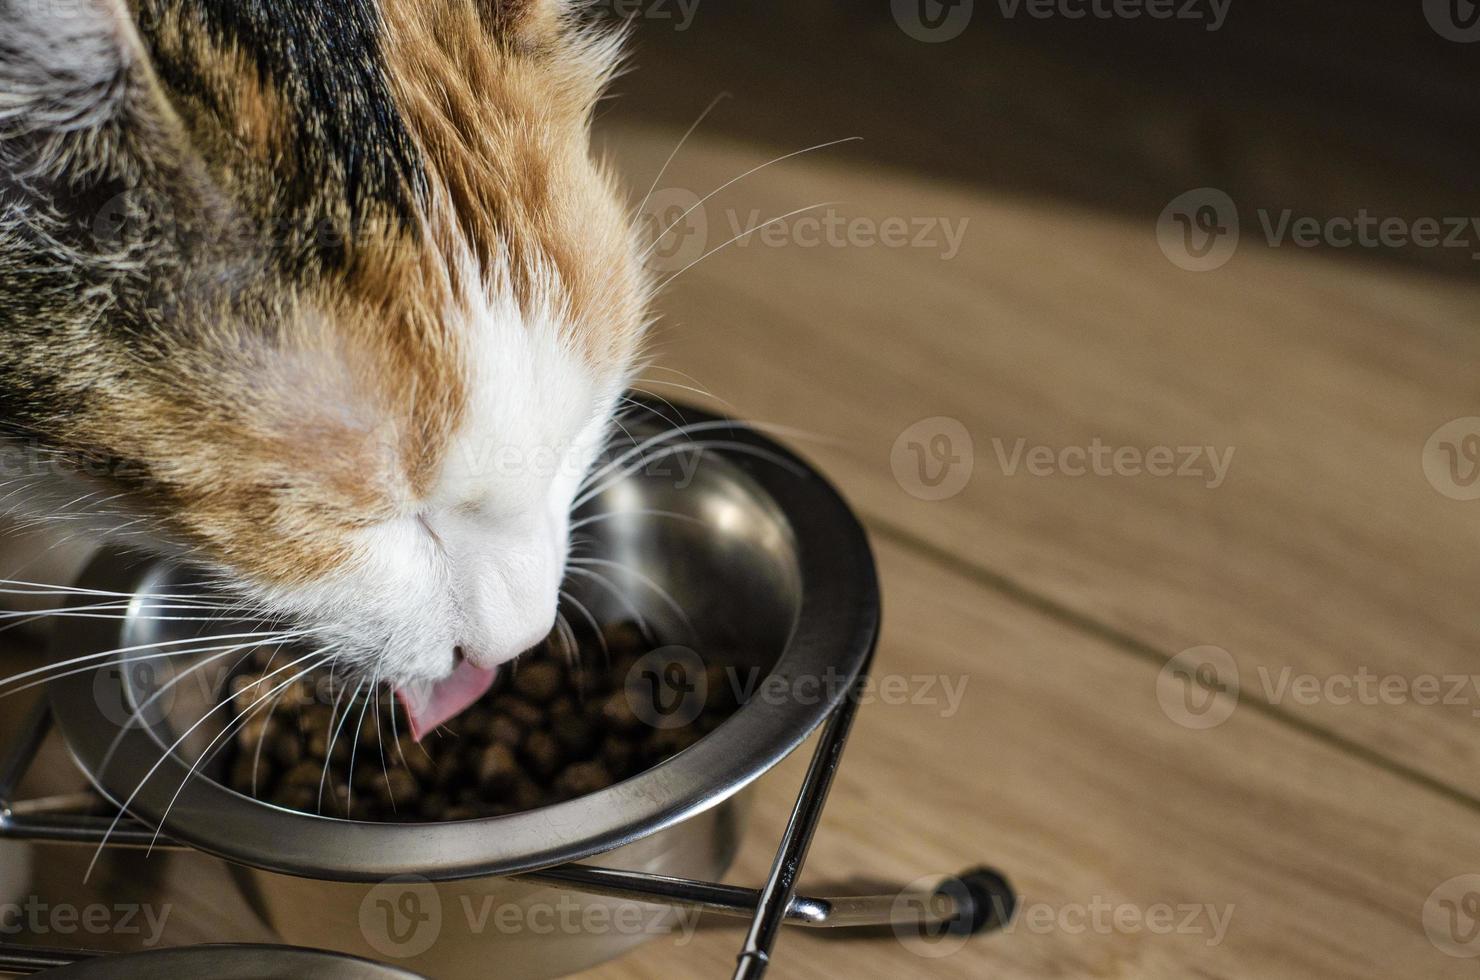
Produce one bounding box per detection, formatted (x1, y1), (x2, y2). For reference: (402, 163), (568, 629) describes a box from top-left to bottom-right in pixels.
(862, 514), (1480, 816)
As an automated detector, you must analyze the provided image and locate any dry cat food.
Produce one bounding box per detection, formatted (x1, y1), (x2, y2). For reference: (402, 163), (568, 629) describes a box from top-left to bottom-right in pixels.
(221, 622), (738, 821)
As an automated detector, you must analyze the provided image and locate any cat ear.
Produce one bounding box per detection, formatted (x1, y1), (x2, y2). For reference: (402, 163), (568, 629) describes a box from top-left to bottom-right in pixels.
(0, 0), (140, 141)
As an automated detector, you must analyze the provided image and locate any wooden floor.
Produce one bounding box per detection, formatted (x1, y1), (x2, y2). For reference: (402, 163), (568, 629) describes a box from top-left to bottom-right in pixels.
(579, 124), (1480, 978)
(3, 103), (1478, 980)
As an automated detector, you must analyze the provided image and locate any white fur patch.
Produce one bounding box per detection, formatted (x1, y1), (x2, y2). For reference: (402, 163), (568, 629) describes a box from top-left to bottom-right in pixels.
(253, 249), (628, 687)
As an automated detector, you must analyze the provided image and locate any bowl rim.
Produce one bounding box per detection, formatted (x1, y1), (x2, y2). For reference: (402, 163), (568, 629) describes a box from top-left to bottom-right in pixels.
(37, 943), (426, 979)
(48, 399), (880, 882)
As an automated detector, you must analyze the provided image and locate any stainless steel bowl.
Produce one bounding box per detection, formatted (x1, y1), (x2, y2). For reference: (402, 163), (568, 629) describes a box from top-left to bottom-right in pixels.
(38, 944), (428, 979)
(46, 400), (879, 979)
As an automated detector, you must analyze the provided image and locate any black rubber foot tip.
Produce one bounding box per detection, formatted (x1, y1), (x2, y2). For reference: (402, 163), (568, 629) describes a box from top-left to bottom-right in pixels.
(936, 866), (1017, 936)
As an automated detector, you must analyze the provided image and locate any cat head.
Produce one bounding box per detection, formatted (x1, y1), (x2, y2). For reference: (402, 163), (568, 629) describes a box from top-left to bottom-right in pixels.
(0, 0), (651, 694)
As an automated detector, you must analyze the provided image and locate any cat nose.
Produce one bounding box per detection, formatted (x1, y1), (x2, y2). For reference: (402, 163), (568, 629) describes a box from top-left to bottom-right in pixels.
(456, 623), (551, 670)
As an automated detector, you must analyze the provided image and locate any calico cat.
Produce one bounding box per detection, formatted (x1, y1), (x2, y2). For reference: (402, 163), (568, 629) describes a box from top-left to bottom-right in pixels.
(0, 0), (652, 733)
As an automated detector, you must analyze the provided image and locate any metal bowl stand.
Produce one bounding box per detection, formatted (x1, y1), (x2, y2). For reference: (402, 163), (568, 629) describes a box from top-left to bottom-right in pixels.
(0, 664), (1016, 979)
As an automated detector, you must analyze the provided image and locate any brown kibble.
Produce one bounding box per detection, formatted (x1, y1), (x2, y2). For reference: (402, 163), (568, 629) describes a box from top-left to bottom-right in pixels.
(306, 727), (353, 765)
(280, 761), (324, 789)
(600, 692), (643, 733)
(521, 730), (563, 780)
(495, 696), (544, 728)
(550, 712), (596, 758)
(509, 775), (545, 811)
(229, 674), (264, 713)
(569, 664), (609, 698)
(297, 704), (333, 737)
(488, 714), (523, 747)
(235, 714), (270, 751)
(553, 761), (613, 799)
(230, 752), (268, 791)
(268, 730), (304, 768)
(326, 782), (353, 818)
(271, 784), (318, 813)
(419, 792), (448, 819)
(394, 736), (437, 780)
(477, 743), (521, 791)
(601, 621), (647, 656)
(512, 661), (563, 703)
(224, 624), (740, 823)
(366, 767), (420, 810)
(600, 737), (636, 778)
(581, 697), (608, 726)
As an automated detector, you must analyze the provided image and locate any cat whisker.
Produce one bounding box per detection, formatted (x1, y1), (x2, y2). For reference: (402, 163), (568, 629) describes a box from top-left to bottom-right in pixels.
(630, 378), (729, 408)
(370, 667), (396, 816)
(147, 649), (337, 854)
(575, 439), (804, 511)
(656, 201), (841, 293)
(568, 557), (692, 636)
(628, 91), (730, 225)
(569, 508), (703, 531)
(86, 648), (331, 878)
(346, 675), (377, 815)
(95, 634), (308, 783)
(319, 678), (364, 815)
(250, 680), (289, 800)
(0, 630), (302, 692)
(578, 419), (741, 497)
(617, 392), (689, 438)
(559, 589), (608, 665)
(639, 136), (861, 261)
(562, 566), (651, 641)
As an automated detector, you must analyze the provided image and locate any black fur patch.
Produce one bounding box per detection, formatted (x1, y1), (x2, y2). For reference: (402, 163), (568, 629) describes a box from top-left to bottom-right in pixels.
(137, 0), (428, 266)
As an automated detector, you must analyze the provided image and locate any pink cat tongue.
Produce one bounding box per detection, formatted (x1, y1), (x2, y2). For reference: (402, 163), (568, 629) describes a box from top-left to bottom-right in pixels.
(396, 659), (498, 742)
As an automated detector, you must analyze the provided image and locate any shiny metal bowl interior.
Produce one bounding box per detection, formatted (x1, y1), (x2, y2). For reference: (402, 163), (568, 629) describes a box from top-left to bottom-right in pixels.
(48, 399), (879, 882)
